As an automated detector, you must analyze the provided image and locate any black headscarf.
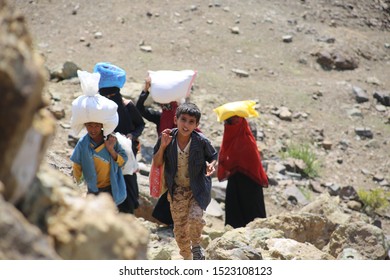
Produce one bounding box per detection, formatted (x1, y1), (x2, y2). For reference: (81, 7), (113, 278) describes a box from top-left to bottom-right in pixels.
(99, 87), (133, 135)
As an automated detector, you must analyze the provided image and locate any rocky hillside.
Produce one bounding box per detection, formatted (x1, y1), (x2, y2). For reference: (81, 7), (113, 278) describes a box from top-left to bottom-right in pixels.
(1, 0), (389, 259)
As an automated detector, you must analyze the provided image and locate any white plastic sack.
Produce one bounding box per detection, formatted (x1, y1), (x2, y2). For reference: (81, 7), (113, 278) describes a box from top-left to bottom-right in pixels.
(116, 133), (139, 175)
(71, 70), (119, 137)
(148, 70), (197, 104)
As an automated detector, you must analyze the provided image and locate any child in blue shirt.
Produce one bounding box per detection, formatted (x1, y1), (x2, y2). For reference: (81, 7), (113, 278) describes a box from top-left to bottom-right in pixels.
(71, 122), (127, 206)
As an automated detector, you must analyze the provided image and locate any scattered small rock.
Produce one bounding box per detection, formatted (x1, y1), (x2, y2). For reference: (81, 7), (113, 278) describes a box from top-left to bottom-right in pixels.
(354, 127), (373, 139)
(352, 86), (369, 103)
(140, 45), (153, 52)
(230, 26), (240, 34)
(231, 68), (249, 77)
(94, 32), (103, 39)
(282, 35), (293, 43)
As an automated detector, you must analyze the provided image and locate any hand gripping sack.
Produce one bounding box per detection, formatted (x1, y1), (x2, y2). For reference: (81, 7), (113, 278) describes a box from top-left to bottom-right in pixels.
(115, 133), (139, 175)
(148, 70), (197, 104)
(213, 100), (259, 122)
(71, 70), (119, 137)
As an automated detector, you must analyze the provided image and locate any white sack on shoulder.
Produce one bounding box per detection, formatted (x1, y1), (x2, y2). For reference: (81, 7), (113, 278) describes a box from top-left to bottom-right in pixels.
(71, 70), (119, 137)
(148, 70), (197, 104)
(115, 133), (139, 175)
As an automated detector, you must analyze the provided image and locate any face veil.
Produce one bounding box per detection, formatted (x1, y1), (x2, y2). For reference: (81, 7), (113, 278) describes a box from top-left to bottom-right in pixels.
(218, 117), (268, 187)
(99, 87), (133, 134)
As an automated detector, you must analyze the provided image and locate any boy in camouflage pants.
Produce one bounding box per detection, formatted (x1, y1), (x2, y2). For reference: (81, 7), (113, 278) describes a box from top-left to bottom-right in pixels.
(153, 103), (217, 260)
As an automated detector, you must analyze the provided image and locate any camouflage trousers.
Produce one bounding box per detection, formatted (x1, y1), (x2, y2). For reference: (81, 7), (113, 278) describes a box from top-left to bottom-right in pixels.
(167, 185), (205, 260)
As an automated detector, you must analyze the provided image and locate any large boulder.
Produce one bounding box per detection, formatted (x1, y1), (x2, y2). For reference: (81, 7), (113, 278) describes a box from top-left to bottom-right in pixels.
(247, 213), (336, 249)
(0, 0), (54, 204)
(299, 192), (364, 225)
(0, 195), (59, 259)
(327, 221), (387, 259)
(206, 227), (274, 260)
(19, 164), (150, 260)
(266, 238), (334, 260)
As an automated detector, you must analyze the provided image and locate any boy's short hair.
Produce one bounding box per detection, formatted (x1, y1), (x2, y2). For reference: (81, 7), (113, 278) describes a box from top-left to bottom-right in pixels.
(176, 102), (201, 123)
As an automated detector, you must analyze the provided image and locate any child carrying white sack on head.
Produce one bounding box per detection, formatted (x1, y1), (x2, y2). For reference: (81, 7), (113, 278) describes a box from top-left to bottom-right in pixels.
(70, 70), (128, 207)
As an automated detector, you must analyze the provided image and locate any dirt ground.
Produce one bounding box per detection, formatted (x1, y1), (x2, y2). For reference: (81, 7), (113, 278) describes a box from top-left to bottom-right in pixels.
(11, 0), (390, 233)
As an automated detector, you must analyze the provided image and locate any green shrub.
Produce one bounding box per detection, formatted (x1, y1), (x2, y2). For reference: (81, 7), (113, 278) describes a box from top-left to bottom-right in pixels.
(357, 188), (390, 213)
(282, 143), (319, 178)
(297, 185), (312, 200)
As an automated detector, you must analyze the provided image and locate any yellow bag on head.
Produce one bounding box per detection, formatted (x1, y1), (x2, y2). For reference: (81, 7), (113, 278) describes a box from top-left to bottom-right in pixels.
(213, 100), (259, 122)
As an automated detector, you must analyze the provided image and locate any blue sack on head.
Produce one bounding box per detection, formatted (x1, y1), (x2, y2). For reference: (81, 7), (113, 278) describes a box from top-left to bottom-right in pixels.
(93, 62), (126, 89)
